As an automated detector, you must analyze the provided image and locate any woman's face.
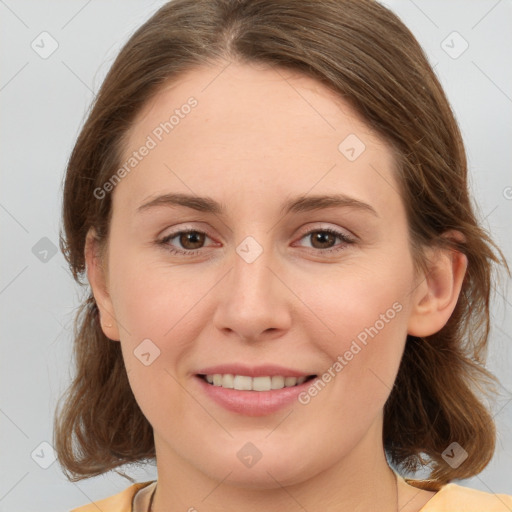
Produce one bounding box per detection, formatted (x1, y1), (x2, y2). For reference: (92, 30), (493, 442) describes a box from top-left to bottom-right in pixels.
(96, 62), (426, 487)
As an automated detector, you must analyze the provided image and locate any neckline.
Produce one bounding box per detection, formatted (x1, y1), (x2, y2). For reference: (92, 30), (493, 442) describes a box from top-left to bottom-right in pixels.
(132, 481), (157, 512)
(397, 474), (449, 511)
(133, 476), (449, 512)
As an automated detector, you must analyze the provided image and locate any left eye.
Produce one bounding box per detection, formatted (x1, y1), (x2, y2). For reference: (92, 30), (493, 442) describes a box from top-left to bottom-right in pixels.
(158, 228), (354, 256)
(295, 228), (355, 252)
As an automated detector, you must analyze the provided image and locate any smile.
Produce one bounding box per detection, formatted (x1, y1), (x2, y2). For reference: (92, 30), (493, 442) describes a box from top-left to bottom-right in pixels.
(201, 374), (316, 391)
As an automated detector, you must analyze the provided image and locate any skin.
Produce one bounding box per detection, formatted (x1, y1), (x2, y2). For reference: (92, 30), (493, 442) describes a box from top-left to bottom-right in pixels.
(86, 61), (467, 512)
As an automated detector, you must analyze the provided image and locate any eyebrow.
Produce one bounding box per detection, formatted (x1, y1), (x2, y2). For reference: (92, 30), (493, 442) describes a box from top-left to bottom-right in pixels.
(137, 192), (379, 217)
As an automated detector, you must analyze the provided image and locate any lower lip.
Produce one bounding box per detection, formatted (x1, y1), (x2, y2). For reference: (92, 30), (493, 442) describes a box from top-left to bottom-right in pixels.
(195, 375), (316, 416)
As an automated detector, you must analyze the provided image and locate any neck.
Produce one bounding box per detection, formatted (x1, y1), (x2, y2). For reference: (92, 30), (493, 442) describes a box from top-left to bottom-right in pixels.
(151, 416), (399, 512)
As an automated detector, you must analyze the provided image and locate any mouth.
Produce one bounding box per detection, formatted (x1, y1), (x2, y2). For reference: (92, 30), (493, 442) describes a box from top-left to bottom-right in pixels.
(194, 364), (320, 415)
(197, 373), (317, 391)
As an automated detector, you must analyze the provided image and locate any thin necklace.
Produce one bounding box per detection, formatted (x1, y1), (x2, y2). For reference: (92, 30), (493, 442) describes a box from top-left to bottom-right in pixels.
(147, 471), (399, 511)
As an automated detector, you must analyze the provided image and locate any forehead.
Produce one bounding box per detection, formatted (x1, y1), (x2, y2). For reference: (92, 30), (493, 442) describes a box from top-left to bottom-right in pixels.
(116, 62), (401, 219)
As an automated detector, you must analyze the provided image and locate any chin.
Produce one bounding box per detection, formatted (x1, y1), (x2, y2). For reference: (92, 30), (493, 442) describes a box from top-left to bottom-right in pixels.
(194, 440), (325, 490)
(223, 462), (316, 490)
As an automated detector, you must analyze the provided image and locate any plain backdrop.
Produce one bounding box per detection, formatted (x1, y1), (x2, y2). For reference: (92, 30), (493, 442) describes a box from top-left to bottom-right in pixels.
(1, 0), (511, 510)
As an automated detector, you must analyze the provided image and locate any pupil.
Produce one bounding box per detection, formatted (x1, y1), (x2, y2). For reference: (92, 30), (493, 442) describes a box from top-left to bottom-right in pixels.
(313, 232), (334, 249)
(181, 231), (204, 249)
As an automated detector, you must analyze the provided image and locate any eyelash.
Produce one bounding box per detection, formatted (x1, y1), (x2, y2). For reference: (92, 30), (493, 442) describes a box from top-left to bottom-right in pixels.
(157, 227), (355, 257)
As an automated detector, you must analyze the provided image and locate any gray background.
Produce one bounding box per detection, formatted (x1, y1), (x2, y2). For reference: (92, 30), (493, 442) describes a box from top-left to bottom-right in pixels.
(1, 0), (511, 510)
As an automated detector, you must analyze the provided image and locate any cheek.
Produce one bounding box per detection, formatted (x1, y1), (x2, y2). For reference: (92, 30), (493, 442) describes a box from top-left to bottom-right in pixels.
(111, 262), (202, 433)
(307, 256), (412, 349)
(105, 240), (196, 395)
(108, 240), (207, 342)
(111, 266), (205, 389)
(300, 255), (413, 408)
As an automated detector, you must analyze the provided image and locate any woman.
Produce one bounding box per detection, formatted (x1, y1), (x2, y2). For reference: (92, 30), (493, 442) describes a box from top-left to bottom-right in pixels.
(55, 0), (512, 511)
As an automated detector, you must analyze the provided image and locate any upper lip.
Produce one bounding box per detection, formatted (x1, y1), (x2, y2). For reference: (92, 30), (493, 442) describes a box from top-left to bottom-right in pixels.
(195, 364), (316, 378)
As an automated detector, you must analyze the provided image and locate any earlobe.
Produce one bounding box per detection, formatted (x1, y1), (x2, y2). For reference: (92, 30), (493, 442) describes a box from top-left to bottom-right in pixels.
(407, 238), (468, 338)
(84, 228), (121, 341)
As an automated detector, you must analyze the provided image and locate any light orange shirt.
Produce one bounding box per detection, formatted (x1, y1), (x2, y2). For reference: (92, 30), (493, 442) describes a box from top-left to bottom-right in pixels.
(71, 476), (512, 512)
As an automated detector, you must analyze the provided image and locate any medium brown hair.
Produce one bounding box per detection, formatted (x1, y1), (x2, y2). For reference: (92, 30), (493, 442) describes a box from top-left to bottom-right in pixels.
(55, 0), (507, 486)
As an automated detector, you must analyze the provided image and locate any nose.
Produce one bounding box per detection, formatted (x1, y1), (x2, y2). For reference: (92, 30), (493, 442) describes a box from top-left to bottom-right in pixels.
(212, 237), (292, 343)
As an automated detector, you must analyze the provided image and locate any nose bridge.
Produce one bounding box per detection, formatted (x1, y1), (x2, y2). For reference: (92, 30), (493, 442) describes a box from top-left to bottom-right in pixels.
(231, 233), (275, 306)
(213, 232), (291, 340)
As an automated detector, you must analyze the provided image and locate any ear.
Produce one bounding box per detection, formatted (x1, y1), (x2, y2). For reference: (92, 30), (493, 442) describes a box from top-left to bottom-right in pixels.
(407, 231), (468, 337)
(84, 227), (120, 341)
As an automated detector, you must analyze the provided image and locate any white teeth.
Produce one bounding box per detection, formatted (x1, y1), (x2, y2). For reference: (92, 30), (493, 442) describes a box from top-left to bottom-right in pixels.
(222, 374), (234, 388)
(233, 375), (252, 390)
(203, 374), (311, 391)
(271, 375), (285, 389)
(252, 376), (271, 391)
(284, 376), (297, 387)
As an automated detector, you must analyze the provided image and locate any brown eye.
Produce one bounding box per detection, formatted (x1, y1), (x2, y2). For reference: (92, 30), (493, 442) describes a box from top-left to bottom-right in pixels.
(309, 231), (337, 249)
(178, 231), (206, 250)
(159, 230), (212, 256)
(297, 228), (355, 254)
